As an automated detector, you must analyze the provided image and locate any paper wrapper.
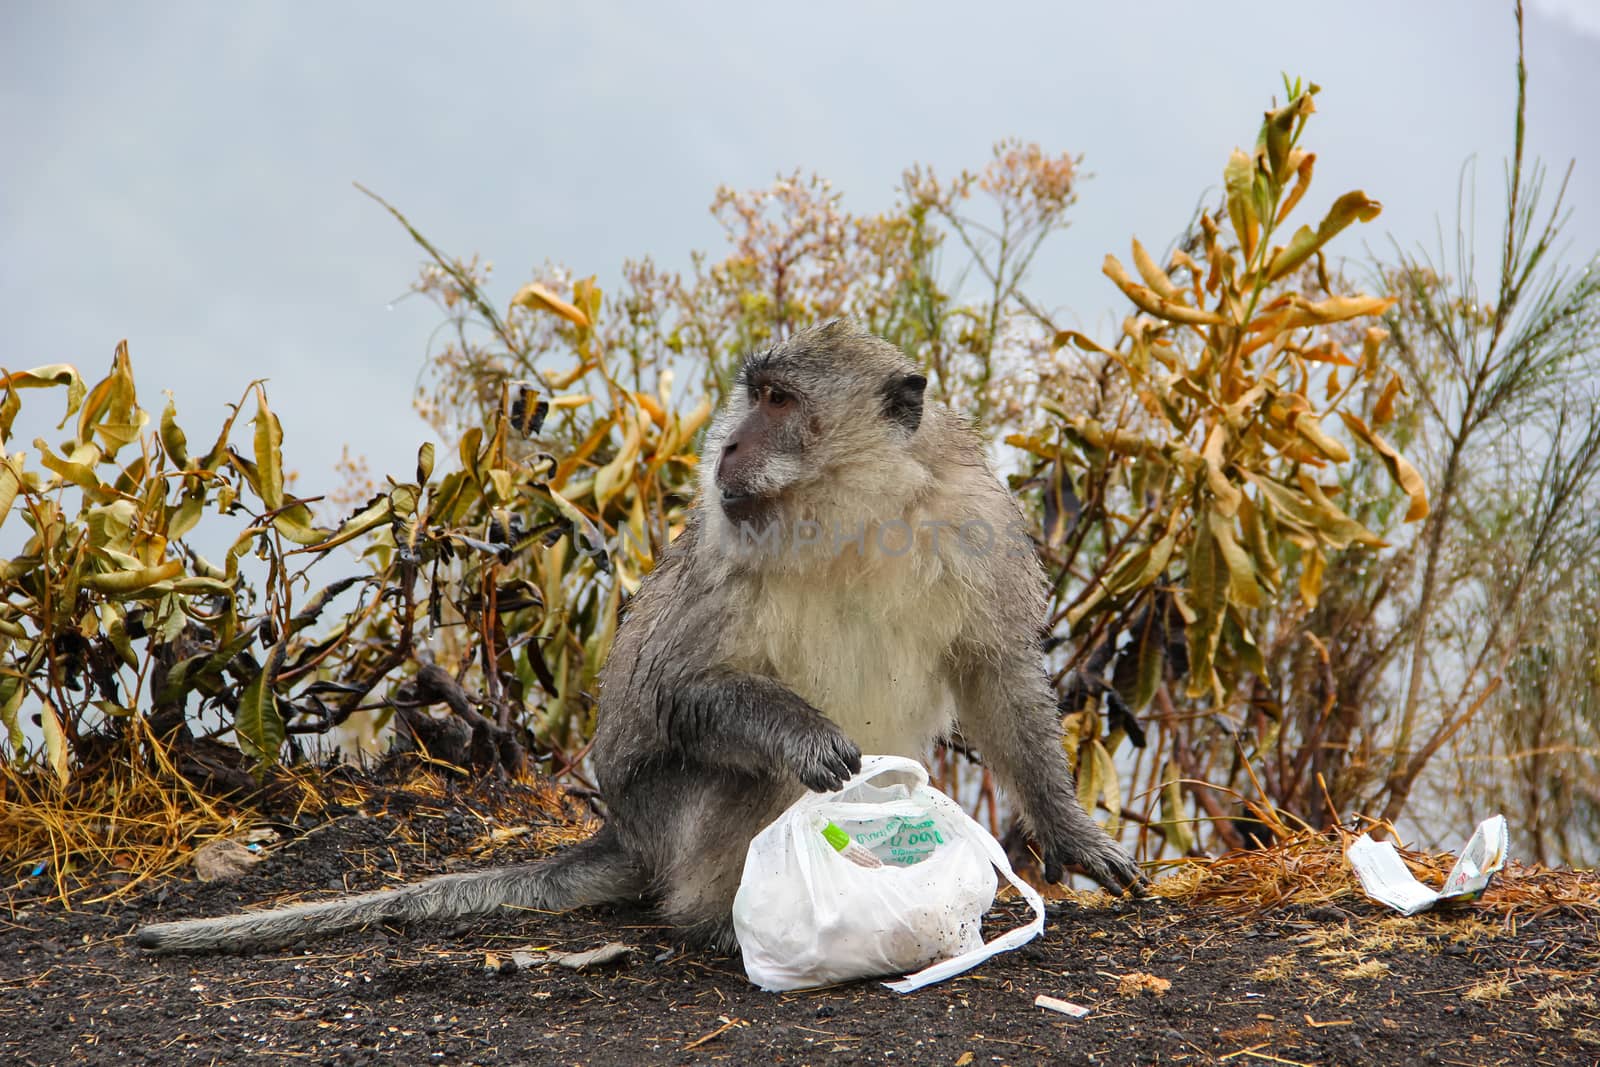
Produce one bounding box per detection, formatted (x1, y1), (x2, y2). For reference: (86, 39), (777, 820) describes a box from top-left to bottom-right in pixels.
(1346, 815), (1508, 916)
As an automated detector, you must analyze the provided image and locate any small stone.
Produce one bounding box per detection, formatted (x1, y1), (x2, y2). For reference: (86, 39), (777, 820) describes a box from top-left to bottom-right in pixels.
(192, 839), (262, 883)
(553, 942), (634, 970)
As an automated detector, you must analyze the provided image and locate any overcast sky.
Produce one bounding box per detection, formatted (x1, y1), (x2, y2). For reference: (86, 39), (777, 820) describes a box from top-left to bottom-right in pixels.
(3, 1), (1597, 510)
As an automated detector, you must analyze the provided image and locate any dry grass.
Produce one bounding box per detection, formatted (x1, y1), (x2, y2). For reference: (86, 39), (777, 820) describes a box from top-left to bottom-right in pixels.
(8, 726), (1598, 935)
(1298, 922), (1414, 978)
(1, 717), (588, 908)
(1371, 915), (1432, 945)
(1150, 822), (1600, 925)
(1533, 988), (1597, 1029)
(1251, 954), (1295, 982)
(1, 718), (286, 906)
(1463, 977), (1514, 1002)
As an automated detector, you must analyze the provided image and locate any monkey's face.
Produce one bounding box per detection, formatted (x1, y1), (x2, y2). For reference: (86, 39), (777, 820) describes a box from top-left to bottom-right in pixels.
(703, 321), (932, 548)
(713, 368), (808, 522)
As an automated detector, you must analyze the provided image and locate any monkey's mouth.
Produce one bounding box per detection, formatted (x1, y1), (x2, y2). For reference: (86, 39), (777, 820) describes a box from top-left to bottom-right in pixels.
(719, 489), (767, 520)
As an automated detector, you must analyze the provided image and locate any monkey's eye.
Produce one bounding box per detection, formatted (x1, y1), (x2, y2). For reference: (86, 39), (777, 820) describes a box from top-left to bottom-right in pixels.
(763, 386), (792, 408)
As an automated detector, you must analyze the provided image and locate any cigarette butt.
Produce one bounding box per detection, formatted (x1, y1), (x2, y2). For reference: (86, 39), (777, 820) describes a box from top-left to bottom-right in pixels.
(1035, 994), (1091, 1018)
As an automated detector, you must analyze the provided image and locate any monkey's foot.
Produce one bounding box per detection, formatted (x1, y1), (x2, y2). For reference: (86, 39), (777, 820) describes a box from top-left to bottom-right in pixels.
(1045, 837), (1147, 897)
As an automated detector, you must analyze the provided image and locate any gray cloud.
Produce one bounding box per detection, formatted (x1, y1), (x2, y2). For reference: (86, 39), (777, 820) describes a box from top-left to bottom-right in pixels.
(1528, 0), (1600, 37)
(2, 0), (1596, 527)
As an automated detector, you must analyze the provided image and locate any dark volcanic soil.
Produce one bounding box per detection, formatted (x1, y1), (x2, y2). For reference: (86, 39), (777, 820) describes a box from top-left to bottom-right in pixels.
(4, 780), (1598, 1066)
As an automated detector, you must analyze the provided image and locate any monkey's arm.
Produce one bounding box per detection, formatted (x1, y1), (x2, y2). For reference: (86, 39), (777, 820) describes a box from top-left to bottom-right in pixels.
(948, 648), (1145, 895)
(658, 669), (862, 792)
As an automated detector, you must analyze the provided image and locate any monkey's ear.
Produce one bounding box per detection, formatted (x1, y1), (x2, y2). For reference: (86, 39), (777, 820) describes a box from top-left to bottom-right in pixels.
(881, 372), (927, 434)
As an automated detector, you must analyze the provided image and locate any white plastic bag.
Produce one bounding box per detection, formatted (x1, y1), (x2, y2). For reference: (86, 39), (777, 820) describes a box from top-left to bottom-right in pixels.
(732, 754), (1045, 993)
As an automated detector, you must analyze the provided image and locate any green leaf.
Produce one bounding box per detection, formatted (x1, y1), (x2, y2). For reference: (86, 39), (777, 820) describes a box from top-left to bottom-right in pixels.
(1299, 543), (1326, 609)
(41, 697), (70, 787)
(1225, 604), (1266, 679)
(234, 645), (286, 765)
(1238, 494), (1282, 594)
(0, 365), (87, 428)
(0, 455), (23, 533)
(0, 384), (19, 444)
(0, 674), (25, 753)
(81, 558), (185, 594)
(252, 388), (284, 511)
(1265, 190), (1383, 284)
(1294, 470), (1384, 547)
(1042, 459), (1080, 547)
(1259, 92), (1314, 184)
(1134, 623), (1165, 713)
(295, 496), (392, 555)
(1090, 739), (1120, 832)
(458, 427), (484, 486)
(1202, 423), (1242, 517)
(199, 400), (245, 473)
(488, 468), (514, 505)
(1159, 761), (1195, 854)
(160, 396), (190, 468)
(86, 499), (139, 556)
(1290, 412), (1350, 463)
(1075, 732), (1099, 811)
(1224, 149), (1258, 260)
(34, 440), (114, 502)
(156, 625), (262, 705)
(1105, 530), (1179, 599)
(1211, 505), (1264, 608)
(1247, 471), (1379, 550)
(271, 503), (327, 546)
(1104, 255), (1227, 327)
(1184, 510), (1226, 699)
(168, 490), (205, 541)
(77, 341), (146, 456)
(1338, 411), (1429, 522)
(101, 605), (139, 669)
(171, 576), (237, 596)
(426, 470), (468, 524)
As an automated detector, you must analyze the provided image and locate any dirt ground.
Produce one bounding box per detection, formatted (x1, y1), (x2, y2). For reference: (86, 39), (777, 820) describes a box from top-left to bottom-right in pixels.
(5, 778), (1598, 1067)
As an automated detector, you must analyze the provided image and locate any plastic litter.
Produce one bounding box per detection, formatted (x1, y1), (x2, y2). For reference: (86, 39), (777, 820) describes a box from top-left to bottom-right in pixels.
(732, 754), (1044, 994)
(1346, 814), (1508, 915)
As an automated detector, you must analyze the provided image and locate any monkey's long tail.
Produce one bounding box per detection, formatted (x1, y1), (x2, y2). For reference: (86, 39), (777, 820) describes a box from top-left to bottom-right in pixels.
(136, 825), (642, 954)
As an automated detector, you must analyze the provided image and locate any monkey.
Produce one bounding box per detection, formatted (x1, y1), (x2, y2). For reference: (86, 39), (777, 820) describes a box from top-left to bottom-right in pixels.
(137, 319), (1143, 955)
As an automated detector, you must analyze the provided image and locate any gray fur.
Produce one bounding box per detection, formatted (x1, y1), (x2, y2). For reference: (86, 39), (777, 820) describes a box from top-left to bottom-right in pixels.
(137, 319), (1141, 955)
(137, 825), (641, 952)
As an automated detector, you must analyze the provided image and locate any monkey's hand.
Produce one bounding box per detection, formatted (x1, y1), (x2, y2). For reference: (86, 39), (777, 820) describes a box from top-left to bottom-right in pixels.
(781, 715), (863, 793)
(660, 671), (861, 789)
(1042, 833), (1148, 898)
